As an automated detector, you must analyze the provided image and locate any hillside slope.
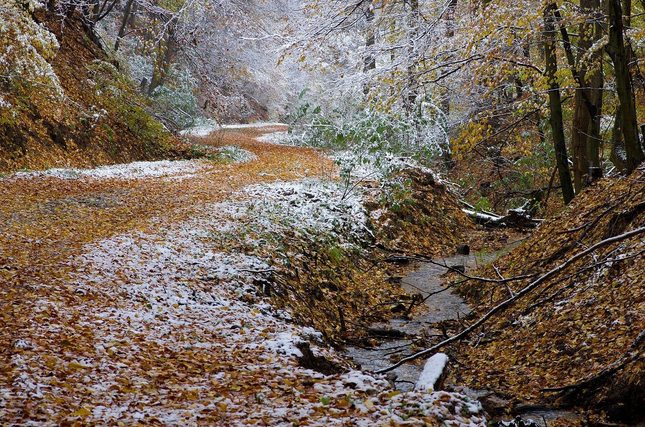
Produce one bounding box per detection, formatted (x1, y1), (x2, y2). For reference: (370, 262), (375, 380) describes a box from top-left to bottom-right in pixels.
(452, 166), (644, 422)
(0, 2), (180, 173)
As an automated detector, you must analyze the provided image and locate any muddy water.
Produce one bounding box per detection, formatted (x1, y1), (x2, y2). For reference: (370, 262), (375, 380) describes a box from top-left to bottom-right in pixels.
(346, 250), (505, 391)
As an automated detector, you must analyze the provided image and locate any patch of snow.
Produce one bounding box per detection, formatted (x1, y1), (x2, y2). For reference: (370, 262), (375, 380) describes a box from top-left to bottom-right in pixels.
(264, 332), (305, 358)
(332, 150), (443, 185)
(221, 122), (287, 129)
(179, 120), (288, 137)
(9, 160), (210, 181)
(339, 371), (389, 393)
(243, 179), (370, 242)
(415, 353), (449, 391)
(463, 209), (501, 223)
(216, 145), (258, 163)
(180, 117), (220, 137)
(256, 131), (291, 145)
(180, 124), (219, 137)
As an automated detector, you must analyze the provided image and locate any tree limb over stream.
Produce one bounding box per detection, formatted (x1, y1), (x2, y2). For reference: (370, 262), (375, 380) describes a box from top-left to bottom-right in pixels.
(376, 226), (645, 374)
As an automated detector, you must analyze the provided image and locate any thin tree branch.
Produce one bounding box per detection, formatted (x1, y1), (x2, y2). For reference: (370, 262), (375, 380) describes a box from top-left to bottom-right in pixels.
(376, 226), (645, 374)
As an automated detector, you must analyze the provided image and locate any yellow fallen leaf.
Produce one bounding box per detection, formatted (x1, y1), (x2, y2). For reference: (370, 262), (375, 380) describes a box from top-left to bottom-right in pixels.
(68, 361), (91, 371)
(71, 407), (92, 417)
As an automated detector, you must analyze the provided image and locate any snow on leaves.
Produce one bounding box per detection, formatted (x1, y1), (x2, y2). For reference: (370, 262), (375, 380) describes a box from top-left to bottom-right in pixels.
(1, 127), (486, 424)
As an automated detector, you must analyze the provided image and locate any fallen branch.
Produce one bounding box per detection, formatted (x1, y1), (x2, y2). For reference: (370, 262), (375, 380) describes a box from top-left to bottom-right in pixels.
(386, 254), (536, 285)
(375, 226), (645, 374)
(463, 208), (543, 229)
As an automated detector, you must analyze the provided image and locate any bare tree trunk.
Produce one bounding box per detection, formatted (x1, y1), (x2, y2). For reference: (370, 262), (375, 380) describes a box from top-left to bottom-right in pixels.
(114, 0), (134, 52)
(571, 0), (604, 190)
(404, 0), (420, 114)
(610, 105), (628, 172)
(606, 0), (645, 173)
(148, 24), (177, 96)
(572, 94), (591, 191)
(439, 0), (458, 116)
(544, 3), (575, 204)
(439, 0), (458, 166)
(623, 0), (645, 90)
(587, 64), (604, 171)
(362, 2), (375, 96)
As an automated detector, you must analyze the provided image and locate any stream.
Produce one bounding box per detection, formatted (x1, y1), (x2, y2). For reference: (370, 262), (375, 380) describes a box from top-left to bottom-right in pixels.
(345, 245), (582, 426)
(345, 250), (498, 391)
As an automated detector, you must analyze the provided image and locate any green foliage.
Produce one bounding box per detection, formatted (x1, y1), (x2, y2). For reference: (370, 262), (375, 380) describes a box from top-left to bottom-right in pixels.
(0, 2), (62, 95)
(149, 66), (200, 130)
(326, 245), (346, 264)
(287, 96), (447, 165)
(473, 197), (492, 213)
(381, 178), (415, 213)
(87, 60), (173, 153)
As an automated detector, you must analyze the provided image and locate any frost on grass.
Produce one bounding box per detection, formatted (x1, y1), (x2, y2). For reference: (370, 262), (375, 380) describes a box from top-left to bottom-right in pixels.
(215, 145), (258, 164)
(332, 150), (443, 184)
(9, 160), (210, 180)
(242, 179), (370, 244)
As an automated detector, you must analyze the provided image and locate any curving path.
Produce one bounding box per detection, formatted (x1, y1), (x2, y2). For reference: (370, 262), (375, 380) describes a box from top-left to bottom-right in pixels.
(0, 126), (485, 425)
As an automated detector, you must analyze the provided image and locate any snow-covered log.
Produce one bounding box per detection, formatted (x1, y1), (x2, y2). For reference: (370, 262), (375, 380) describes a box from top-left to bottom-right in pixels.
(462, 208), (542, 230)
(415, 353), (449, 392)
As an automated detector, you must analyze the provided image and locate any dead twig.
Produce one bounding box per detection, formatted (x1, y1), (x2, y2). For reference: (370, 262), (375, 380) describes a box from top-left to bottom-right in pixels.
(386, 254), (537, 284)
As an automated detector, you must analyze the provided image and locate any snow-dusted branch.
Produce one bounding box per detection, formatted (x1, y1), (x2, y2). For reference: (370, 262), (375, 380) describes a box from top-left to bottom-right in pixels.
(376, 226), (645, 374)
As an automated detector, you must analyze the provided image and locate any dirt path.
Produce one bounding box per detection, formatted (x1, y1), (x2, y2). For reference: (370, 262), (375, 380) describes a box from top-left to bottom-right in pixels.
(0, 126), (331, 361)
(0, 127), (333, 423)
(0, 127), (485, 425)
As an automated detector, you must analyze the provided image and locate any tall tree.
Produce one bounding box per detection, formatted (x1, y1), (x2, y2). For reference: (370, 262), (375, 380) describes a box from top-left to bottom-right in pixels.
(606, 0), (645, 173)
(114, 0), (135, 52)
(544, 2), (575, 204)
(567, 0), (604, 190)
(363, 0), (376, 95)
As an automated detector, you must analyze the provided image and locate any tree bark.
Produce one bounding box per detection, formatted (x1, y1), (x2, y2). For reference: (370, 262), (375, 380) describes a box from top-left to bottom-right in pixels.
(438, 0), (458, 116)
(544, 3), (575, 204)
(606, 0), (645, 173)
(114, 0), (134, 52)
(610, 105), (628, 172)
(362, 1), (375, 95)
(405, 0), (420, 114)
(148, 30), (177, 95)
(571, 0), (604, 191)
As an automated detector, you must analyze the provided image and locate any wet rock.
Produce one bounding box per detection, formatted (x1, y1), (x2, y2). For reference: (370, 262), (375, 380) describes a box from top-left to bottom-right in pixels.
(390, 303), (407, 313)
(449, 265), (466, 273)
(457, 244), (470, 255)
(296, 342), (344, 375)
(480, 393), (512, 416)
(496, 416), (538, 427)
(368, 327), (407, 339)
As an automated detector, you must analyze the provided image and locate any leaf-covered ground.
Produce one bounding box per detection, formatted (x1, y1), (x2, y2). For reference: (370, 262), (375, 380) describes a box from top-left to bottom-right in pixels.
(451, 165), (645, 422)
(0, 126), (486, 425)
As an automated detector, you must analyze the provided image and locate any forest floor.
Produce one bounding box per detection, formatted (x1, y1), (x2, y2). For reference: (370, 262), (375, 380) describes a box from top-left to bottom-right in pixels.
(0, 126), (486, 425)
